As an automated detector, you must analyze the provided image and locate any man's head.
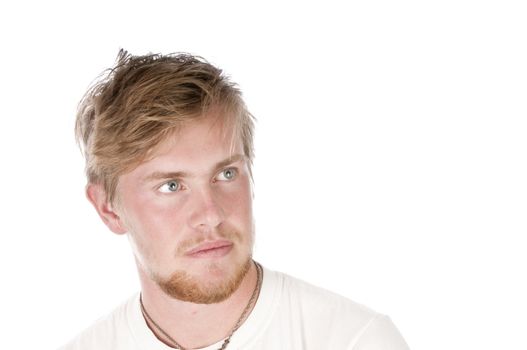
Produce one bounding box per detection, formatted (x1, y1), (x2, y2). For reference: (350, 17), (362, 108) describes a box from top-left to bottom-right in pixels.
(76, 50), (256, 304)
(76, 50), (255, 204)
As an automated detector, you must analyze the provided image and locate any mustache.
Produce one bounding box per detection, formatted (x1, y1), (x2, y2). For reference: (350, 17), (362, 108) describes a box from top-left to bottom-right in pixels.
(176, 229), (241, 255)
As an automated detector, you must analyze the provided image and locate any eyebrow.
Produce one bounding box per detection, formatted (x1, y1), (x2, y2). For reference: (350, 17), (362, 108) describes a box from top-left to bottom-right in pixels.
(143, 154), (246, 183)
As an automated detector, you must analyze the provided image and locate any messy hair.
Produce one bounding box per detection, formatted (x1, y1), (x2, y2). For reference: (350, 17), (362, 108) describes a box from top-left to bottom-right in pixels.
(75, 50), (255, 203)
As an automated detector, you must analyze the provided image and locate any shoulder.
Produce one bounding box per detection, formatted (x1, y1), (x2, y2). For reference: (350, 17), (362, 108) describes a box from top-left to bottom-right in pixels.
(269, 270), (409, 349)
(57, 294), (138, 350)
(278, 270), (377, 323)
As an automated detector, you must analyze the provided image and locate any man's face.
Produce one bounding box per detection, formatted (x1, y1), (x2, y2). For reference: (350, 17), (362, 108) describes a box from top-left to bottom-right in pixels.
(113, 114), (254, 303)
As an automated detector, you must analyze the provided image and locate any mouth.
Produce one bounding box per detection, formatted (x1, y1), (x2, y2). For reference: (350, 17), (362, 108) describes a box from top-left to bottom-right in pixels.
(185, 240), (234, 258)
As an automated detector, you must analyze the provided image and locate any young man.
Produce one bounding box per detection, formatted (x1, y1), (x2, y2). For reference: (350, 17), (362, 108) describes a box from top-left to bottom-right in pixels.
(61, 50), (410, 350)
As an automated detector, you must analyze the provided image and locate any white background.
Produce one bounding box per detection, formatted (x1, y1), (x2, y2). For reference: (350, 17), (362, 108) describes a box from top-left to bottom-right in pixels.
(1, 1), (526, 349)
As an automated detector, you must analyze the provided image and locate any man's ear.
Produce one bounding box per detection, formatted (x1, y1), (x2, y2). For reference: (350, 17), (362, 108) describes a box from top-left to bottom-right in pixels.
(86, 183), (128, 235)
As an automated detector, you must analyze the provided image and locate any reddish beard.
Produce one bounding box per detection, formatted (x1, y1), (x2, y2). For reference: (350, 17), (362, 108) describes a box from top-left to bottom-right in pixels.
(155, 257), (252, 304)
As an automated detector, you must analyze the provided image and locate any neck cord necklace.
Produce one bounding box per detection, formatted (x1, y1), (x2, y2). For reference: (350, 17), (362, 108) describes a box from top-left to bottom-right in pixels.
(140, 261), (263, 350)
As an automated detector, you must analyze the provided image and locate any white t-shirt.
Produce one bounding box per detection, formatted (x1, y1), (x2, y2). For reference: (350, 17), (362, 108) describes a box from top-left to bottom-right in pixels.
(59, 267), (409, 349)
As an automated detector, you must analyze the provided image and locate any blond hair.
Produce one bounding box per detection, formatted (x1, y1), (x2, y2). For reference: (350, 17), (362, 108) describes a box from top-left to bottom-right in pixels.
(75, 50), (255, 203)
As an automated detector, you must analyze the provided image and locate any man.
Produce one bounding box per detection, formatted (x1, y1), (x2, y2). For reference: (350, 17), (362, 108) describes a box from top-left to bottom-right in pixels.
(61, 50), (410, 350)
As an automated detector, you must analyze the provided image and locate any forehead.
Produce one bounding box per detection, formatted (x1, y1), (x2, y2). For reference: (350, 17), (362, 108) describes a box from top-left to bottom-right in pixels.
(132, 113), (243, 175)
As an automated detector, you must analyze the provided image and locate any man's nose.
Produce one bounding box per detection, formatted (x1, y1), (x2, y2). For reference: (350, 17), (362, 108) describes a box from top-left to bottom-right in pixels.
(187, 186), (226, 231)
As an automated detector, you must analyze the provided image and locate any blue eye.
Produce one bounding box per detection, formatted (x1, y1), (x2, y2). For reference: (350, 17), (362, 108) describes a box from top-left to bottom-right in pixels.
(217, 168), (237, 181)
(159, 180), (180, 193)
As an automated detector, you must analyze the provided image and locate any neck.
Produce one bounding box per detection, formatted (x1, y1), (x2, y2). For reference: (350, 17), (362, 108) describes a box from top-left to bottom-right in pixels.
(138, 261), (259, 349)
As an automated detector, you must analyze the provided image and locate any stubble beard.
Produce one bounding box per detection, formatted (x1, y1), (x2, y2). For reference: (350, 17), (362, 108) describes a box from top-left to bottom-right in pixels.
(155, 256), (252, 304)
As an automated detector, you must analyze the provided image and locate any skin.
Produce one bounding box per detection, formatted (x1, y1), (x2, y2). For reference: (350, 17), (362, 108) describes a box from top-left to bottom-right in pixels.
(87, 112), (258, 348)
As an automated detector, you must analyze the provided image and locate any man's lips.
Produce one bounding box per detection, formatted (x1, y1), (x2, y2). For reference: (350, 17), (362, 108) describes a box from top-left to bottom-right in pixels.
(185, 240), (234, 258)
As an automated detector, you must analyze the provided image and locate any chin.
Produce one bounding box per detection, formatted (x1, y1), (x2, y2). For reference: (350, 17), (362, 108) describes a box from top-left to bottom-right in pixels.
(155, 255), (252, 304)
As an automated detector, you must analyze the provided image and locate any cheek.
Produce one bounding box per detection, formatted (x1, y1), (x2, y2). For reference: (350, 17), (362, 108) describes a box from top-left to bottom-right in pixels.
(123, 187), (186, 229)
(124, 207), (186, 275)
(220, 178), (253, 224)
(121, 196), (187, 258)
